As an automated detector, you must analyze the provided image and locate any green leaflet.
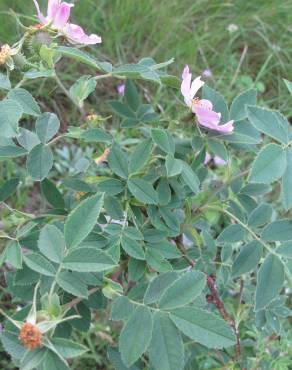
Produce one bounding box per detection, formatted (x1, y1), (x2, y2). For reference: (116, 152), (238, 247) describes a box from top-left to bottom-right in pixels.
(108, 144), (129, 179)
(249, 144), (287, 184)
(0, 99), (23, 138)
(8, 88), (41, 116)
(151, 129), (175, 154)
(119, 306), (153, 366)
(282, 148), (292, 210)
(247, 106), (289, 144)
(128, 178), (158, 204)
(26, 144), (54, 181)
(170, 307), (236, 349)
(232, 240), (262, 277)
(63, 248), (116, 272)
(64, 194), (104, 248)
(0, 178), (20, 202)
(262, 219), (292, 242)
(230, 89), (257, 121)
(56, 271), (88, 298)
(217, 224), (246, 243)
(149, 313), (184, 370)
(35, 113), (60, 143)
(255, 254), (284, 311)
(50, 338), (87, 359)
(159, 270), (206, 309)
(38, 224), (65, 263)
(23, 253), (56, 276)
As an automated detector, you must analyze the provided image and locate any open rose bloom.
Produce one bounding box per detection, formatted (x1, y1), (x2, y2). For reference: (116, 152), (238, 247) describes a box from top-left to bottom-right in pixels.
(33, 0), (102, 45)
(181, 65), (234, 133)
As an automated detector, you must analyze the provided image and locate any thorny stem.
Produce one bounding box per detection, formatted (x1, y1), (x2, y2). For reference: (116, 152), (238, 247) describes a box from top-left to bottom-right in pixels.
(207, 275), (241, 357)
(173, 235), (242, 360)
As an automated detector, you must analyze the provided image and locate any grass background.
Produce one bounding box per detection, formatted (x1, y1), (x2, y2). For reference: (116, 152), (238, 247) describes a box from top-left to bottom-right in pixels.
(0, 0), (292, 116)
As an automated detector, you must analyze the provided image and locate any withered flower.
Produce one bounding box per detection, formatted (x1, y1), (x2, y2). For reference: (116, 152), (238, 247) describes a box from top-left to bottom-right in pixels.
(19, 322), (43, 350)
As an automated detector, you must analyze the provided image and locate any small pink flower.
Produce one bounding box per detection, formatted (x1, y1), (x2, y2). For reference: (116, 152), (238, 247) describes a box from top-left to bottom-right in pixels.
(204, 152), (212, 165)
(33, 0), (101, 45)
(181, 65), (234, 134)
(117, 84), (125, 96)
(214, 156), (227, 166)
(204, 152), (227, 166)
(202, 69), (212, 78)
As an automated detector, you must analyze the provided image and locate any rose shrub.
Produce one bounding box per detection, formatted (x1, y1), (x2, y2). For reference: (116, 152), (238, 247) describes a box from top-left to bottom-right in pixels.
(0, 1), (291, 369)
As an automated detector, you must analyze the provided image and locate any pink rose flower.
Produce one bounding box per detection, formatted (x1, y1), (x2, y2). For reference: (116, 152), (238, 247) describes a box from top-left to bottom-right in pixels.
(33, 0), (101, 45)
(181, 65), (234, 134)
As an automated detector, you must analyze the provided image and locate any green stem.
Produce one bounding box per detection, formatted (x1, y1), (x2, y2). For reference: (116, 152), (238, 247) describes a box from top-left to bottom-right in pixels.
(93, 73), (112, 81)
(48, 134), (66, 147)
(54, 72), (85, 117)
(0, 233), (16, 241)
(49, 264), (63, 299)
(1, 202), (35, 219)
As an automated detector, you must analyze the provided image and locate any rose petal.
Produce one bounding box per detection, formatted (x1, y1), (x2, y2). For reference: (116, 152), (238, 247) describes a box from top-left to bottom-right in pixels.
(216, 120), (234, 133)
(53, 2), (74, 28)
(194, 105), (221, 128)
(181, 65), (192, 107)
(33, 0), (47, 24)
(190, 75), (204, 99)
(47, 0), (60, 20)
(64, 23), (102, 45)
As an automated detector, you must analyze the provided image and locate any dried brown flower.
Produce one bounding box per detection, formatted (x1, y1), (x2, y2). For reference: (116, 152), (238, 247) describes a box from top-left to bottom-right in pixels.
(95, 148), (110, 165)
(19, 322), (42, 350)
(0, 44), (12, 65)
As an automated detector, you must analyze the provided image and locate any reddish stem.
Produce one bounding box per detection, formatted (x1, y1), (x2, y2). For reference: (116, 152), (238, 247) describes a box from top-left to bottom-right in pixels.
(174, 235), (242, 359)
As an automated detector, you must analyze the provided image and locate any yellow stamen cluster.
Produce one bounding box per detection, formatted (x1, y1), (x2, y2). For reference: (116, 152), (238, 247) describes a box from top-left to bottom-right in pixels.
(86, 114), (98, 122)
(192, 97), (201, 106)
(0, 44), (12, 65)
